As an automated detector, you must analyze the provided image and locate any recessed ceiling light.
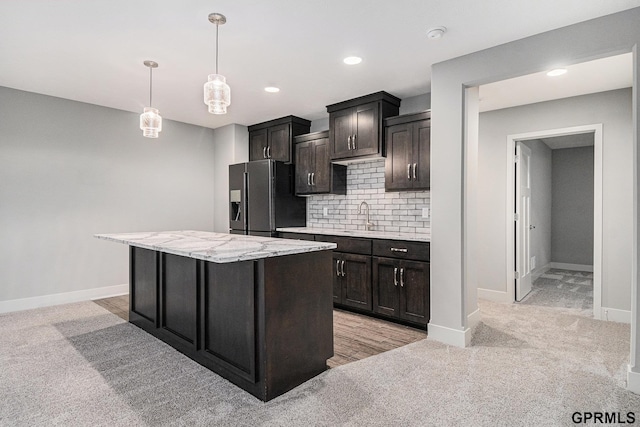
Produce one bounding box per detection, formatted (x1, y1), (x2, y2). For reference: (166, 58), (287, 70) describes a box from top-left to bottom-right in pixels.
(343, 56), (362, 65)
(546, 68), (567, 77)
(264, 86), (280, 93)
(426, 26), (447, 40)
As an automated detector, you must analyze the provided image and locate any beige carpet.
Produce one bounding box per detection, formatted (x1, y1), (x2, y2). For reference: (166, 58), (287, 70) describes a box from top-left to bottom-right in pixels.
(1, 299), (638, 426)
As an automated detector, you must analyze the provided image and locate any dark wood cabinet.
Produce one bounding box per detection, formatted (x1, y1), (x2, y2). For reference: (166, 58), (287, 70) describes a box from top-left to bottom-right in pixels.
(327, 92), (401, 161)
(332, 252), (372, 310)
(372, 257), (429, 325)
(248, 116), (311, 163)
(294, 131), (346, 195)
(278, 232), (430, 329)
(384, 111), (431, 191)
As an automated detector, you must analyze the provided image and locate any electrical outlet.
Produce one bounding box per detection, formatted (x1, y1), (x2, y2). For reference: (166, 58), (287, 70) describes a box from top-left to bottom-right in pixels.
(323, 207), (329, 217)
(422, 208), (430, 219)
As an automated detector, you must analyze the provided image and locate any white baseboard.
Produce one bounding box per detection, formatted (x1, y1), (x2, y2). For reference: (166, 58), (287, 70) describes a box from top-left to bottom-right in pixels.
(467, 308), (481, 330)
(477, 288), (512, 303)
(0, 284), (129, 314)
(628, 366), (640, 394)
(532, 263), (551, 281)
(427, 322), (472, 347)
(549, 262), (593, 272)
(600, 307), (631, 324)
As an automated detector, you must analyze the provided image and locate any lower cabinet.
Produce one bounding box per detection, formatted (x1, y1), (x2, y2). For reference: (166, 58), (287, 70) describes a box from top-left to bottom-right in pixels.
(332, 252), (372, 310)
(279, 231), (430, 329)
(372, 257), (430, 326)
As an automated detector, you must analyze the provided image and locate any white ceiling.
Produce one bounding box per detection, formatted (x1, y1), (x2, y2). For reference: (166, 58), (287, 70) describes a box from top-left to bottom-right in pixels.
(1, 1), (639, 129)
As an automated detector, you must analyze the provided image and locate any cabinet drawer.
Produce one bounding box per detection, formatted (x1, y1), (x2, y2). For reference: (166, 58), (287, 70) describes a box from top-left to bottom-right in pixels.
(278, 232), (315, 241)
(372, 240), (429, 262)
(315, 235), (372, 255)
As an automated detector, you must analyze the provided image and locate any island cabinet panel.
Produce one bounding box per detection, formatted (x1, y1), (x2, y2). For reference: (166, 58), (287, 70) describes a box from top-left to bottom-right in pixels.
(262, 250), (333, 399)
(130, 247), (158, 326)
(160, 253), (198, 351)
(200, 261), (256, 383)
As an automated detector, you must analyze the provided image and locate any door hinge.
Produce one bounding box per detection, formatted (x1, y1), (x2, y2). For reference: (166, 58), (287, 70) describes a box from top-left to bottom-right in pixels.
(514, 213), (519, 221)
(514, 155), (520, 163)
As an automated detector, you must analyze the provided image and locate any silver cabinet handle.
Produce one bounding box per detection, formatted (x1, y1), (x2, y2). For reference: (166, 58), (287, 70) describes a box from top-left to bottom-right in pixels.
(263, 146), (267, 158)
(267, 146), (271, 158)
(336, 260), (340, 277)
(352, 134), (357, 149)
(341, 260), (346, 277)
(347, 135), (352, 150)
(391, 248), (408, 253)
(413, 163), (417, 180)
(311, 172), (315, 186)
(307, 172), (311, 186)
(400, 268), (404, 287)
(394, 267), (398, 287)
(407, 164), (411, 179)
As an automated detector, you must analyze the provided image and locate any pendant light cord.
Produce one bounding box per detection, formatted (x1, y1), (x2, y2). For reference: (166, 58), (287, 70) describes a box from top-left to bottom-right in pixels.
(149, 66), (153, 107)
(215, 23), (219, 74)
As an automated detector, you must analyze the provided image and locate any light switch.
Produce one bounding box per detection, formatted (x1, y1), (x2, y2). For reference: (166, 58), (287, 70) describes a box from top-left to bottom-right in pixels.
(323, 207), (329, 217)
(422, 208), (430, 219)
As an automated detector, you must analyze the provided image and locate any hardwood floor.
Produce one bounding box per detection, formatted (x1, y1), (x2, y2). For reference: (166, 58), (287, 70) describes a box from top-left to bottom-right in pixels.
(93, 295), (426, 368)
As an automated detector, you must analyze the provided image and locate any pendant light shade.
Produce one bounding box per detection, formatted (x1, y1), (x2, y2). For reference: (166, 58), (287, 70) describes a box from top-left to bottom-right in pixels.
(204, 13), (231, 114)
(140, 60), (162, 138)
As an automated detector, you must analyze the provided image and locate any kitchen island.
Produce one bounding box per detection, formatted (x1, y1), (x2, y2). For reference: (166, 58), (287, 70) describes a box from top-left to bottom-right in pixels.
(95, 230), (336, 401)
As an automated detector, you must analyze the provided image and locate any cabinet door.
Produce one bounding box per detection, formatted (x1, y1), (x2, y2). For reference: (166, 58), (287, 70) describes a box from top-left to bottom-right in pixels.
(311, 137), (330, 193)
(330, 108), (353, 159)
(385, 123), (413, 191)
(249, 129), (268, 161)
(341, 253), (372, 311)
(332, 253), (343, 304)
(372, 257), (399, 318)
(268, 123), (291, 162)
(294, 141), (313, 195)
(399, 260), (430, 325)
(412, 120), (431, 190)
(352, 101), (379, 157)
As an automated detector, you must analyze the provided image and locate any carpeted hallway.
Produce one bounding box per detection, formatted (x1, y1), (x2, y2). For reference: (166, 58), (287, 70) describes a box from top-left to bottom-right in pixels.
(1, 298), (638, 426)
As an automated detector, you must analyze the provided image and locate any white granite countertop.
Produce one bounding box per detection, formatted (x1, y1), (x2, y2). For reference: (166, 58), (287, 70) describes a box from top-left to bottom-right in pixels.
(276, 227), (430, 242)
(95, 230), (337, 263)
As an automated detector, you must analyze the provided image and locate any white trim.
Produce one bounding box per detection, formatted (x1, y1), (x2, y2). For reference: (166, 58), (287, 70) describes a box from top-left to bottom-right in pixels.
(477, 288), (512, 303)
(467, 308), (481, 330)
(506, 124), (603, 321)
(531, 263), (551, 281)
(549, 262), (593, 272)
(600, 307), (631, 324)
(0, 284), (129, 314)
(628, 366), (640, 395)
(427, 322), (472, 347)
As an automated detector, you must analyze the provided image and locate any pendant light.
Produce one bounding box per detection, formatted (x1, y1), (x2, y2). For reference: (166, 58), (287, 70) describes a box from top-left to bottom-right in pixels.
(140, 60), (162, 138)
(204, 13), (231, 114)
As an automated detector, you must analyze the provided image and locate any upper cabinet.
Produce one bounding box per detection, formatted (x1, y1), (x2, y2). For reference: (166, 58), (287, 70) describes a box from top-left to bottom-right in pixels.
(248, 116), (311, 163)
(326, 92), (400, 161)
(384, 111), (431, 191)
(294, 131), (346, 195)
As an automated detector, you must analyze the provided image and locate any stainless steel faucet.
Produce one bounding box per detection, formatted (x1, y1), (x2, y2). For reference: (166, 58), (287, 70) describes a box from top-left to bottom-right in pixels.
(357, 201), (375, 231)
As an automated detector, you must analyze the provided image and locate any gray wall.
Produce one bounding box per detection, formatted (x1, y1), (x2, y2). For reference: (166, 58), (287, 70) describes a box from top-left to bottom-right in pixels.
(477, 89), (631, 310)
(551, 146), (594, 265)
(522, 140), (552, 275)
(0, 86), (216, 304)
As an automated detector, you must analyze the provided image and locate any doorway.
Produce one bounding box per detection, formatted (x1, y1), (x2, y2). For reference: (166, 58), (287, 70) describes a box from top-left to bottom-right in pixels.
(507, 124), (602, 317)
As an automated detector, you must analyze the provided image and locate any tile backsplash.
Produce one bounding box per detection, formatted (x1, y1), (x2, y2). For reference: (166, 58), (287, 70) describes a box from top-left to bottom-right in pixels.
(306, 159), (430, 233)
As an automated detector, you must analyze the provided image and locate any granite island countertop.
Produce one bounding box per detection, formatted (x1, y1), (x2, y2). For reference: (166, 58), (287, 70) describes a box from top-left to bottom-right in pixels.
(276, 227), (430, 242)
(95, 230), (337, 263)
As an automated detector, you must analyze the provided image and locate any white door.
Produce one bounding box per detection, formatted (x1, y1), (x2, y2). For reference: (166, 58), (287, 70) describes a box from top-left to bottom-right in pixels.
(515, 141), (532, 301)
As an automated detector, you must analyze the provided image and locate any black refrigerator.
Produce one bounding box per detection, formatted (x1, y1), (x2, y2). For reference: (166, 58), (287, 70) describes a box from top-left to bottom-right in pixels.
(229, 159), (307, 237)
